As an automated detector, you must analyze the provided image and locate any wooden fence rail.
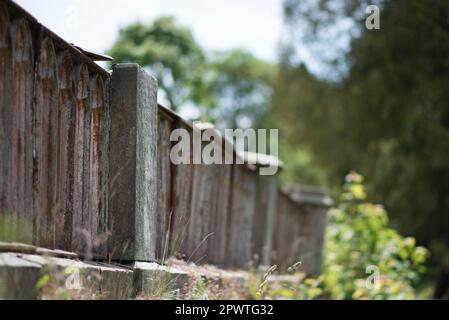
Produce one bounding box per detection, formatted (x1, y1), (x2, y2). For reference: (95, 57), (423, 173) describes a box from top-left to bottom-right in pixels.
(0, 0), (331, 274)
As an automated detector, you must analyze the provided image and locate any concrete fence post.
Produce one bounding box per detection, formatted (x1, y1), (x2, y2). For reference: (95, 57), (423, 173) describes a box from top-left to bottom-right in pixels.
(108, 64), (158, 262)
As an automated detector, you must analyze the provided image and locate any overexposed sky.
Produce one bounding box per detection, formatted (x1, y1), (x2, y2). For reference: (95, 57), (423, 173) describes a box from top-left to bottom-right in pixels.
(15, 0), (284, 63)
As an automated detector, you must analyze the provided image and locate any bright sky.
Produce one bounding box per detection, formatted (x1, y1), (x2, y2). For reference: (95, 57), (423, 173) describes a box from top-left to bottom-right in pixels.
(15, 0), (284, 63)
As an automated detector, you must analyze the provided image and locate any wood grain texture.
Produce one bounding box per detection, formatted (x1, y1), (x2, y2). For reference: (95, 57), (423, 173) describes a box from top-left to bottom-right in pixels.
(297, 205), (327, 276)
(156, 117), (172, 260)
(0, 4), (12, 241)
(55, 51), (75, 251)
(227, 166), (257, 269)
(34, 37), (58, 248)
(10, 17), (33, 243)
(0, 2), (115, 259)
(187, 163), (218, 264)
(169, 156), (193, 259)
(89, 74), (106, 258)
(207, 164), (232, 266)
(72, 63), (89, 254)
(272, 192), (303, 271)
(251, 175), (269, 265)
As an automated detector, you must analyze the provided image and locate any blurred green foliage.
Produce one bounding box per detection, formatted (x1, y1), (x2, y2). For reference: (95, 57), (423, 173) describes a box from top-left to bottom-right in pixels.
(273, 0), (449, 294)
(108, 17), (205, 111)
(108, 17), (274, 129)
(263, 172), (429, 300)
(324, 172), (428, 299)
(106, 1), (448, 297)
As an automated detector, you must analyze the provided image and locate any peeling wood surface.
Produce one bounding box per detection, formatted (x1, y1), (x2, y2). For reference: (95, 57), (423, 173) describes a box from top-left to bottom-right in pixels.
(0, 3), (110, 258)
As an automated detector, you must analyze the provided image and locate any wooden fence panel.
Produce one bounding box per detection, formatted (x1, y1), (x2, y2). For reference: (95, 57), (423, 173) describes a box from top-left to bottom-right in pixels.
(187, 164), (206, 263)
(0, 2), (111, 258)
(227, 165), (257, 268)
(207, 164), (232, 266)
(72, 63), (90, 254)
(189, 163), (222, 264)
(34, 37), (59, 249)
(298, 205), (327, 276)
(251, 175), (270, 265)
(0, 1), (330, 272)
(170, 129), (194, 260)
(272, 192), (302, 271)
(170, 163), (193, 259)
(156, 116), (172, 260)
(55, 51), (76, 251)
(89, 74), (107, 258)
(0, 3), (12, 241)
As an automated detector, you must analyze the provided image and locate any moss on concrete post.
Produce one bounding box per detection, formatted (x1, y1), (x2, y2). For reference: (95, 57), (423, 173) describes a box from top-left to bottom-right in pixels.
(108, 64), (158, 262)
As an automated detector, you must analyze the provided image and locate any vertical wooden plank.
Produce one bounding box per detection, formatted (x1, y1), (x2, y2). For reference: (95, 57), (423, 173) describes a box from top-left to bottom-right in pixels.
(272, 191), (287, 268)
(0, 4), (12, 241)
(10, 17), (33, 243)
(186, 163), (203, 261)
(89, 74), (105, 258)
(272, 193), (304, 271)
(271, 192), (282, 267)
(100, 76), (111, 257)
(208, 164), (232, 266)
(169, 121), (194, 260)
(286, 200), (302, 269)
(298, 205), (312, 273)
(191, 163), (218, 264)
(34, 37), (58, 248)
(298, 205), (327, 276)
(252, 175), (269, 265)
(55, 51), (75, 251)
(227, 166), (257, 269)
(156, 117), (173, 260)
(170, 155), (194, 260)
(72, 63), (89, 254)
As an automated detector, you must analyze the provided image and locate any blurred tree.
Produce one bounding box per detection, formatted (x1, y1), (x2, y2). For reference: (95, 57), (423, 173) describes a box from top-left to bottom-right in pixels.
(204, 50), (274, 129)
(108, 18), (274, 130)
(108, 17), (206, 111)
(276, 0), (449, 296)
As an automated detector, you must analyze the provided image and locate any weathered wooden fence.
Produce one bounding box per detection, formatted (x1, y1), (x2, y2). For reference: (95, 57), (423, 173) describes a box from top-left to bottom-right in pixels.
(0, 0), (110, 258)
(0, 0), (330, 274)
(156, 107), (268, 268)
(272, 186), (331, 275)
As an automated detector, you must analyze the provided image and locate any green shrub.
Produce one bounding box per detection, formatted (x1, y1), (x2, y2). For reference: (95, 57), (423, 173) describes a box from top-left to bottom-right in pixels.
(262, 172), (429, 300)
(323, 171), (429, 299)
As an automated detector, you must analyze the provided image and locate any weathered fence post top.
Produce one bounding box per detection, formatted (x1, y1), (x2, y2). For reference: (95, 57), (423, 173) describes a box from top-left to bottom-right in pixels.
(109, 63), (158, 262)
(282, 185), (334, 208)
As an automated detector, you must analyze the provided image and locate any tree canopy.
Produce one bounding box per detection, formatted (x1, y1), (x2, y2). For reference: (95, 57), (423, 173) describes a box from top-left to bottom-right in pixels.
(108, 17), (274, 129)
(108, 16), (206, 111)
(274, 0), (449, 296)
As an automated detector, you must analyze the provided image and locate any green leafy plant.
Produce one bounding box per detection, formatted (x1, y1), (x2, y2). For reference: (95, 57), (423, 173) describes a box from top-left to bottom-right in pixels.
(253, 172), (429, 300)
(323, 171), (429, 299)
